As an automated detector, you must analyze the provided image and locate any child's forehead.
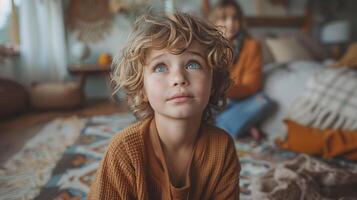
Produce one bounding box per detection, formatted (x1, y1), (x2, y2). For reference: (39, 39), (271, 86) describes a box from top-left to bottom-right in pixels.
(144, 41), (207, 63)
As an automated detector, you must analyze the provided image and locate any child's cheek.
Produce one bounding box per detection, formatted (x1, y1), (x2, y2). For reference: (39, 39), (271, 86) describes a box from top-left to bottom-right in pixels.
(144, 82), (164, 107)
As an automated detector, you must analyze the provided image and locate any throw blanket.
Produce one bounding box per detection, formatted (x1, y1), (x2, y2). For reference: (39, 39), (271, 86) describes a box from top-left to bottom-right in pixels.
(251, 155), (357, 199)
(287, 67), (357, 130)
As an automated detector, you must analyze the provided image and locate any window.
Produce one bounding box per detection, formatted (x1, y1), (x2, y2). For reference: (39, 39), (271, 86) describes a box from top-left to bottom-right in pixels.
(0, 0), (21, 44)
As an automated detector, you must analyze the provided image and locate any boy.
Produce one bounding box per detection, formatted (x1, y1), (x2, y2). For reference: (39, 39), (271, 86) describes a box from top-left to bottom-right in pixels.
(89, 12), (240, 199)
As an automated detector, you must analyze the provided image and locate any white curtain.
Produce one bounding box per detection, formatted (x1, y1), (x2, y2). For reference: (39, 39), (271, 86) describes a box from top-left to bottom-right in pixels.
(19, 0), (67, 84)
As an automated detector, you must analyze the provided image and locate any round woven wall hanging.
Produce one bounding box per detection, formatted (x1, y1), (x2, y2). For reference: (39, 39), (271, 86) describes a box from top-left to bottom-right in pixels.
(66, 0), (113, 43)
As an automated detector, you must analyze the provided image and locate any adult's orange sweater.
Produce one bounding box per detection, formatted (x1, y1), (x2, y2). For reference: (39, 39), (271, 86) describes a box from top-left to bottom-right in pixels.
(228, 37), (263, 99)
(89, 117), (241, 200)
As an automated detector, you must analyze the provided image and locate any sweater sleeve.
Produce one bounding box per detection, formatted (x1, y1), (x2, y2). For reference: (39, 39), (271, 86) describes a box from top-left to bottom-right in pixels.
(88, 139), (136, 200)
(211, 138), (241, 199)
(227, 40), (263, 99)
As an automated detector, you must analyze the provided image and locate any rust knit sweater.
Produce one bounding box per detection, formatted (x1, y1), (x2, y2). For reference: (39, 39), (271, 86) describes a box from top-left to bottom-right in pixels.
(227, 37), (263, 99)
(89, 117), (241, 200)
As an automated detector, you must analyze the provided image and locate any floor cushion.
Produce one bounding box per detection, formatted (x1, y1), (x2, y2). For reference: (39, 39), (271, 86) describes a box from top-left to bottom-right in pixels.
(0, 78), (29, 118)
(30, 81), (83, 110)
(276, 119), (357, 160)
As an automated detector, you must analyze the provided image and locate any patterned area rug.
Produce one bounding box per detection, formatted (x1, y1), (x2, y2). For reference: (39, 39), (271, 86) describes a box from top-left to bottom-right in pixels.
(2, 113), (356, 200)
(236, 139), (357, 200)
(235, 140), (296, 199)
(0, 116), (86, 200)
(34, 113), (136, 200)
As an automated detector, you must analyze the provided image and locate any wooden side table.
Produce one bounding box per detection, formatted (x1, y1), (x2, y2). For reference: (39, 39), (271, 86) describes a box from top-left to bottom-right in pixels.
(67, 64), (113, 100)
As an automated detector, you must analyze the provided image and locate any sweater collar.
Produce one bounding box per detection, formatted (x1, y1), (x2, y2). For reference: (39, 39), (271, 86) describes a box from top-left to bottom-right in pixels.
(147, 117), (209, 198)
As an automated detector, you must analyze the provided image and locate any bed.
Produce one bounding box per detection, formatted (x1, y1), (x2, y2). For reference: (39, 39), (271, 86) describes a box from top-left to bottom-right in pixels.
(237, 37), (357, 199)
(239, 9), (357, 199)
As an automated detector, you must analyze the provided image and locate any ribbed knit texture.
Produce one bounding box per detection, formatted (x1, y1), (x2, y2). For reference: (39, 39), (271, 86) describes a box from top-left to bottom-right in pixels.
(88, 117), (241, 199)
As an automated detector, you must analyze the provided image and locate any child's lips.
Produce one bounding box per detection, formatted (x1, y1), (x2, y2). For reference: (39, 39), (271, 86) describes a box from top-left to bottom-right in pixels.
(167, 94), (194, 103)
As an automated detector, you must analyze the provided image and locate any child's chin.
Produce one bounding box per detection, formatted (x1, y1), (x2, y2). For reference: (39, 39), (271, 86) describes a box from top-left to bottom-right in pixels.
(160, 109), (200, 120)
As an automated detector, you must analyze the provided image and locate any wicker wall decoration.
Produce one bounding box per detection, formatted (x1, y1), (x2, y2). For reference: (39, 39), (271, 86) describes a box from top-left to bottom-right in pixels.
(109, 0), (150, 13)
(66, 0), (113, 43)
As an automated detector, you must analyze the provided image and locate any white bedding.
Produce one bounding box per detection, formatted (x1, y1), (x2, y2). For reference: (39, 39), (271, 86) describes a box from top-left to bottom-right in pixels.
(261, 61), (325, 141)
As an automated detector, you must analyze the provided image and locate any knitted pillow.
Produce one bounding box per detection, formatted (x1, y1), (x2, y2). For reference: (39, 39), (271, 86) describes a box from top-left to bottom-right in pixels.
(30, 82), (83, 110)
(287, 67), (357, 130)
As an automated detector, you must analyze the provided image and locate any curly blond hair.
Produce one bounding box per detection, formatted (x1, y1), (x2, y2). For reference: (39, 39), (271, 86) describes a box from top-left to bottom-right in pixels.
(111, 12), (233, 123)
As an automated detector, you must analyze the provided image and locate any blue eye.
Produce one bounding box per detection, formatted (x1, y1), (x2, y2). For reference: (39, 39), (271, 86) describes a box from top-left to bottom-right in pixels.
(186, 61), (201, 70)
(154, 64), (168, 73)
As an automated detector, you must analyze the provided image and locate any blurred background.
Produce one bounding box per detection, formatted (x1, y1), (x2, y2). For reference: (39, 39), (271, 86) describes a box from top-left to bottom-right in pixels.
(1, 0), (356, 99)
(1, 0), (356, 98)
(1, 0), (357, 199)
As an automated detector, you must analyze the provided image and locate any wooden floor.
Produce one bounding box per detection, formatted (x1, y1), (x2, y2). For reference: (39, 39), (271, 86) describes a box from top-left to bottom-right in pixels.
(0, 98), (129, 165)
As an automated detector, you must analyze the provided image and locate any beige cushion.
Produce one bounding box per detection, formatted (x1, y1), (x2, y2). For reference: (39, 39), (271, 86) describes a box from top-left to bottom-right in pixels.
(30, 82), (82, 110)
(266, 37), (312, 63)
(283, 32), (328, 61)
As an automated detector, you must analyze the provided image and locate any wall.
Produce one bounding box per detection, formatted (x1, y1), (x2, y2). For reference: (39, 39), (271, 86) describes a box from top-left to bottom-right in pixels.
(341, 0), (357, 41)
(66, 14), (132, 98)
(308, 0), (357, 43)
(66, 0), (163, 99)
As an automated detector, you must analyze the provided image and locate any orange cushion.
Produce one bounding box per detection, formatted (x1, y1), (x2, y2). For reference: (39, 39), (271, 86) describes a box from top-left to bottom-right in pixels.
(276, 119), (357, 160)
(275, 119), (324, 155)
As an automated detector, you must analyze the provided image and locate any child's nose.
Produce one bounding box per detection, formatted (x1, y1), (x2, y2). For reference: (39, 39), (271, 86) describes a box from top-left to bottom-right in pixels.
(173, 80), (187, 86)
(172, 70), (188, 87)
